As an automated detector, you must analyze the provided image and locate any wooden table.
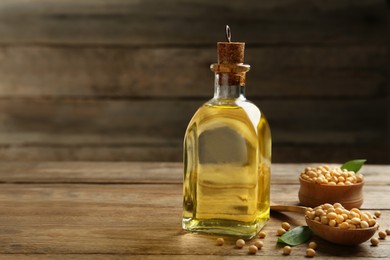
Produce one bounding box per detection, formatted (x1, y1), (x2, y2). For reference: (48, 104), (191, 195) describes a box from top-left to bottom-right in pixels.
(0, 162), (389, 259)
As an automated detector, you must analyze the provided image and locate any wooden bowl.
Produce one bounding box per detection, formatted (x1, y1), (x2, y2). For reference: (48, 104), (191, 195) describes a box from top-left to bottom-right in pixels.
(298, 177), (364, 209)
(305, 216), (378, 246)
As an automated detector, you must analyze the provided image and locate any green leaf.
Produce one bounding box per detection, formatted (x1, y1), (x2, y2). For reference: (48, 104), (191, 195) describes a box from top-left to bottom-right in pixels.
(277, 226), (313, 246)
(340, 159), (367, 173)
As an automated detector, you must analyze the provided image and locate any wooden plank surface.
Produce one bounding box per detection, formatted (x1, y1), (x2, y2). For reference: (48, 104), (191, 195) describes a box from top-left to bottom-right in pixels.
(0, 0), (387, 163)
(0, 97), (385, 162)
(0, 162), (388, 185)
(0, 46), (385, 98)
(0, 98), (386, 162)
(0, 162), (389, 258)
(0, 99), (385, 139)
(0, 0), (385, 45)
(0, 144), (387, 163)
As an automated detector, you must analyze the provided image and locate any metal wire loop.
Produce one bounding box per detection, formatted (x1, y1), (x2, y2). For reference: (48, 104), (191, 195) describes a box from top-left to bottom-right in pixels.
(225, 25), (231, 43)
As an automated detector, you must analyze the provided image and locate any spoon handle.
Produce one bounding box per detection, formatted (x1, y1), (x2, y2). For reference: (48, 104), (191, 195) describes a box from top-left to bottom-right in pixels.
(270, 205), (307, 214)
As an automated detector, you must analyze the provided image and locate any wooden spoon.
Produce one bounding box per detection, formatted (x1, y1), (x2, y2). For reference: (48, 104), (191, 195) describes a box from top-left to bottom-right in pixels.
(271, 205), (378, 246)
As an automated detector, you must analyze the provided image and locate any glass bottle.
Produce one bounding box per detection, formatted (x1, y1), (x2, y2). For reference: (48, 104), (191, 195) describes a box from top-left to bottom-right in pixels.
(182, 28), (272, 238)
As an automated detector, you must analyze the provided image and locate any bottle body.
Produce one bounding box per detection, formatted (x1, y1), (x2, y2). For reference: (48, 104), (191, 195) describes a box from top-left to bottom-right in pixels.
(182, 84), (271, 238)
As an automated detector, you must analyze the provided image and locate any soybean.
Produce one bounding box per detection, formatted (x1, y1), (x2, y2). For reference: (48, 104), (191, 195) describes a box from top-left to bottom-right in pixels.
(308, 241), (317, 249)
(378, 231), (387, 239)
(371, 237), (380, 246)
(283, 246), (292, 255)
(216, 238), (224, 246)
(236, 239), (245, 248)
(277, 227), (286, 236)
(306, 248), (316, 257)
(248, 245), (258, 254)
(281, 222), (291, 231)
(254, 240), (263, 249)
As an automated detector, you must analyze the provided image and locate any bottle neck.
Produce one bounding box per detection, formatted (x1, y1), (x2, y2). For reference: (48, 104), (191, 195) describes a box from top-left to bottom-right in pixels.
(213, 73), (245, 100)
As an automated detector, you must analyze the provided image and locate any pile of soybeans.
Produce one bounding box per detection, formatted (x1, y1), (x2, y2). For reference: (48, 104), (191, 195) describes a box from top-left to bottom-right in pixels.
(300, 165), (363, 185)
(304, 203), (377, 229)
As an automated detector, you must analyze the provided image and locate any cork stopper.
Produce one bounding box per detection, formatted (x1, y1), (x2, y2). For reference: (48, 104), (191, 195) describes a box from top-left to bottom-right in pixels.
(217, 42), (245, 64)
(211, 26), (250, 86)
(217, 25), (245, 64)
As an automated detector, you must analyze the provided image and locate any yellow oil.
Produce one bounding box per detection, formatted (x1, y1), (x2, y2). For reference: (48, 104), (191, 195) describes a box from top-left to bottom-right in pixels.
(182, 98), (271, 238)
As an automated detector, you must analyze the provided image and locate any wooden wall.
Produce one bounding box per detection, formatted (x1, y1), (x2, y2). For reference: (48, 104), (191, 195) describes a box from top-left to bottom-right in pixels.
(0, 0), (388, 163)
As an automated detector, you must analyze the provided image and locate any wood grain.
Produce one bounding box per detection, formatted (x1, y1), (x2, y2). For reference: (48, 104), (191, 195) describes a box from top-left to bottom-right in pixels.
(0, 0), (385, 45)
(0, 0), (387, 163)
(0, 97), (385, 162)
(0, 144), (387, 163)
(0, 181), (388, 208)
(0, 46), (385, 98)
(0, 99), (384, 139)
(0, 162), (387, 185)
(0, 162), (389, 258)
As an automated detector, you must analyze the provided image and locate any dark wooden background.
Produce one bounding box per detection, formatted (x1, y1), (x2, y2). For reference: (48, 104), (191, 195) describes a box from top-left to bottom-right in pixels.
(0, 0), (388, 163)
